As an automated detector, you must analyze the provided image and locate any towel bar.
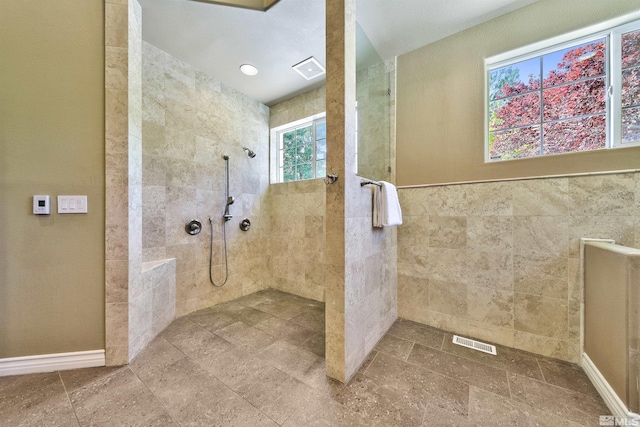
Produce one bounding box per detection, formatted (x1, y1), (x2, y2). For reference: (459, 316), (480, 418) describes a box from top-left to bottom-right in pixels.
(360, 180), (382, 187)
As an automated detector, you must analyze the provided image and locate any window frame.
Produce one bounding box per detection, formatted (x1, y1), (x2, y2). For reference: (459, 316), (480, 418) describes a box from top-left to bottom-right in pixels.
(484, 14), (640, 163)
(270, 112), (326, 183)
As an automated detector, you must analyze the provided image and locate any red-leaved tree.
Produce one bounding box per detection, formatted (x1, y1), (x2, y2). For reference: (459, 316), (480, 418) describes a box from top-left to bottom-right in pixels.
(490, 29), (640, 159)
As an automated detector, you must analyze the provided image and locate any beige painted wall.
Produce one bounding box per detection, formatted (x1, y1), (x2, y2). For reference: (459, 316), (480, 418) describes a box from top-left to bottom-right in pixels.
(0, 1), (105, 357)
(396, 0), (640, 186)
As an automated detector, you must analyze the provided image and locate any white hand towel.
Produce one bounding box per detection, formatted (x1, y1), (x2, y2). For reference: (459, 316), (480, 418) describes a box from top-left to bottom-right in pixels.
(373, 181), (402, 228)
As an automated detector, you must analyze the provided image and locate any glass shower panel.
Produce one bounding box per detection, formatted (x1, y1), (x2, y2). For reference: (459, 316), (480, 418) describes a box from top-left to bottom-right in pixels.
(356, 22), (391, 182)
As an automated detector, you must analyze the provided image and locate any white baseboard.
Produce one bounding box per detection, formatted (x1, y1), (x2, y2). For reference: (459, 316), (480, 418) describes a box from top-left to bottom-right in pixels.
(0, 350), (105, 377)
(583, 352), (640, 424)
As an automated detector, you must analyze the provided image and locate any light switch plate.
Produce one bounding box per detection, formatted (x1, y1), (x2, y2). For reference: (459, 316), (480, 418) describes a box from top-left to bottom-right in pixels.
(58, 195), (88, 214)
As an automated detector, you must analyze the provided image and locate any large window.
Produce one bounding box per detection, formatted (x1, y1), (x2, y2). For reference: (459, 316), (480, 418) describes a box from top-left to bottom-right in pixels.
(272, 114), (326, 183)
(486, 20), (640, 162)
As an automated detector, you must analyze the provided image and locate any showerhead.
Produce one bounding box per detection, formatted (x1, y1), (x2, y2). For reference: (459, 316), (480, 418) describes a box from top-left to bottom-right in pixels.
(226, 196), (235, 206)
(243, 147), (256, 158)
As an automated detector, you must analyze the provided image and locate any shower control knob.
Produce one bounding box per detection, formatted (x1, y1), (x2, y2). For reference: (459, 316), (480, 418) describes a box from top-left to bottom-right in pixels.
(239, 218), (251, 231)
(186, 219), (202, 235)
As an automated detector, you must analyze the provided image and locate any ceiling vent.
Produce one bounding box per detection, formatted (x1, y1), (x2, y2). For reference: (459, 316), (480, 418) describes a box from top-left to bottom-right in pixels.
(292, 57), (326, 81)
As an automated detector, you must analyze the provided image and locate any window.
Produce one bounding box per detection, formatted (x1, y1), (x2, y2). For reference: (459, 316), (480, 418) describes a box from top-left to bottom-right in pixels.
(272, 114), (326, 183)
(486, 19), (640, 162)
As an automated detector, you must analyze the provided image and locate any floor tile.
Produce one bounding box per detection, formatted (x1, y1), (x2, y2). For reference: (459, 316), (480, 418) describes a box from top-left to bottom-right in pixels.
(59, 366), (122, 394)
(290, 306), (325, 333)
(253, 316), (314, 344)
(259, 339), (328, 390)
(193, 346), (268, 391)
(357, 350), (379, 374)
(508, 372), (609, 426)
(0, 372), (79, 427)
(388, 318), (445, 350)
(214, 321), (277, 352)
(184, 307), (237, 332)
(160, 316), (201, 341)
(282, 399), (351, 427)
(69, 367), (176, 426)
(135, 357), (236, 425)
(374, 333), (414, 360)
(468, 386), (584, 427)
(441, 332), (544, 381)
(217, 304), (275, 326)
(422, 401), (474, 427)
(335, 373), (425, 426)
(202, 392), (279, 426)
(299, 332), (326, 357)
(164, 325), (235, 359)
(364, 352), (470, 416)
(236, 364), (323, 424)
(0, 289), (611, 427)
(130, 335), (186, 380)
(538, 359), (601, 398)
(254, 299), (309, 320)
(407, 343), (511, 398)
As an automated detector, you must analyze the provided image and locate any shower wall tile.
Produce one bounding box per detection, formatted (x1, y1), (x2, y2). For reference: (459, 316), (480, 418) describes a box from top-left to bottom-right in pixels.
(142, 41), (270, 319)
(106, 47), (128, 91)
(466, 182), (513, 216)
(427, 216), (467, 249)
(568, 173), (635, 216)
(106, 260), (129, 304)
(513, 216), (569, 261)
(512, 178), (568, 216)
(466, 250), (513, 291)
(514, 294), (568, 340)
(568, 215), (635, 258)
(467, 285), (514, 329)
(429, 280), (467, 317)
(467, 216), (513, 252)
(397, 171), (640, 363)
(513, 256), (567, 299)
(105, 3), (128, 48)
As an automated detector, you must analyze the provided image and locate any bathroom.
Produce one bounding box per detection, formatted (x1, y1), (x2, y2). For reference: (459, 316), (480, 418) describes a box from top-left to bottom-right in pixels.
(1, 0), (640, 425)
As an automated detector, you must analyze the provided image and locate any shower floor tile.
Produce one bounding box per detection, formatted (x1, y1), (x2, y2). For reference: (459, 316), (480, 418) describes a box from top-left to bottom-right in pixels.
(0, 289), (610, 426)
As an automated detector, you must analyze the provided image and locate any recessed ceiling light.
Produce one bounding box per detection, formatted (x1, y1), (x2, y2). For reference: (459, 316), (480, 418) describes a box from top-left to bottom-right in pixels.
(240, 64), (258, 76)
(292, 57), (326, 80)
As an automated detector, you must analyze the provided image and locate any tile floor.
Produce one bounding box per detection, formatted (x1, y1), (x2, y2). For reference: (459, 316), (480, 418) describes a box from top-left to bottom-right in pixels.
(0, 289), (610, 426)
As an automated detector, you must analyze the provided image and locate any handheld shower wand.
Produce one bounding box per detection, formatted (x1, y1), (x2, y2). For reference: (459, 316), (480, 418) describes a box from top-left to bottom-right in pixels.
(223, 196), (234, 221)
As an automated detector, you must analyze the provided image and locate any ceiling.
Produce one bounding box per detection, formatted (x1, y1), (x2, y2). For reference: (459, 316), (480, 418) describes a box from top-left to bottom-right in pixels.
(138, 0), (538, 106)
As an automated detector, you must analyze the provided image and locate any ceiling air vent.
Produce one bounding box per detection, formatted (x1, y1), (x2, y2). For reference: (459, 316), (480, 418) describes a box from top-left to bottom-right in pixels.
(292, 56), (326, 81)
(452, 335), (497, 355)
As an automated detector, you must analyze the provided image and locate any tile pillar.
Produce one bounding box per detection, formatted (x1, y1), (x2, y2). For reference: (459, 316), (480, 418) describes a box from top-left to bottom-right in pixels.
(325, 0), (357, 383)
(104, 0), (143, 366)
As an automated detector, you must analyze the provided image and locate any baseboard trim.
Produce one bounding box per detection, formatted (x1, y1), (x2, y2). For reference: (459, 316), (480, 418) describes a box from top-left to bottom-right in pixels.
(583, 352), (639, 424)
(0, 350), (105, 377)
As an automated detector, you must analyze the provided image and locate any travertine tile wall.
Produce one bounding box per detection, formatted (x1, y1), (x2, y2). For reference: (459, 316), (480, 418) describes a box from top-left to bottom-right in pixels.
(126, 0), (145, 362)
(269, 86), (326, 129)
(130, 259), (176, 357)
(269, 87), (327, 302)
(141, 41), (271, 318)
(397, 172), (640, 363)
(325, 0), (397, 383)
(105, 0), (139, 366)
